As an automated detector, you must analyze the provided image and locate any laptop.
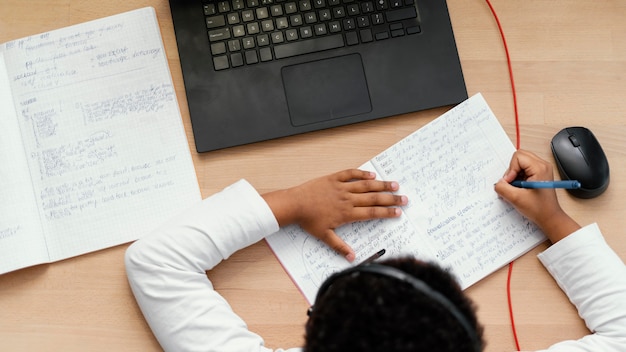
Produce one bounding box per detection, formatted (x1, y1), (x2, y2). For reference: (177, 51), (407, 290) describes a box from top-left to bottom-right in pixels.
(169, 0), (467, 152)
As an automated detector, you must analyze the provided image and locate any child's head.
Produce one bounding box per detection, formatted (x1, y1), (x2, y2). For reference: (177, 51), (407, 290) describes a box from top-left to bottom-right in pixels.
(304, 257), (484, 352)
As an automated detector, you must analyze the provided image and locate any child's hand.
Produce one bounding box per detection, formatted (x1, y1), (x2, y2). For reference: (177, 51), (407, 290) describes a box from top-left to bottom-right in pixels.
(494, 150), (580, 243)
(263, 169), (407, 262)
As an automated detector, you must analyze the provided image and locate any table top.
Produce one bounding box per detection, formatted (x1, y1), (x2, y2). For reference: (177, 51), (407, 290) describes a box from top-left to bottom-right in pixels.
(1, 1), (625, 351)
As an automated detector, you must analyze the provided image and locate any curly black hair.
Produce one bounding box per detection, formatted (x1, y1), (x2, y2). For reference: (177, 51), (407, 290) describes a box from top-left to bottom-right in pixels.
(304, 257), (484, 351)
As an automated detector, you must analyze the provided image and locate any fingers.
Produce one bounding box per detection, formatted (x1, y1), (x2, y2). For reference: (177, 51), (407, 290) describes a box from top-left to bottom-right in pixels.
(318, 228), (356, 262)
(497, 150), (556, 204)
(502, 150), (530, 182)
(336, 169), (406, 216)
(351, 192), (408, 208)
(496, 150), (567, 233)
(348, 205), (403, 222)
(503, 150), (554, 182)
(297, 169), (407, 263)
(494, 177), (520, 203)
(334, 169), (377, 182)
(349, 179), (400, 194)
(334, 169), (400, 193)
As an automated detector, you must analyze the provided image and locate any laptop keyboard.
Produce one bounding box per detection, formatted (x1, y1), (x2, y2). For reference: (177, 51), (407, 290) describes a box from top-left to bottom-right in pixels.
(203, 0), (421, 70)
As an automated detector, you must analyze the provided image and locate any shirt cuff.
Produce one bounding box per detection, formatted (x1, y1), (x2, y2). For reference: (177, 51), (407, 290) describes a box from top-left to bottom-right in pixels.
(201, 179), (280, 259)
(537, 222), (602, 265)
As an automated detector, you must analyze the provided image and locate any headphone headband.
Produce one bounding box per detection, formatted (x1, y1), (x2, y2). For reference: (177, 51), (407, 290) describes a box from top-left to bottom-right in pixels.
(309, 263), (482, 352)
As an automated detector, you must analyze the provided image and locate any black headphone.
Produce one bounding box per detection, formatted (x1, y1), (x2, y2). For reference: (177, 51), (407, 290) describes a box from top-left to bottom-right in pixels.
(308, 263), (482, 352)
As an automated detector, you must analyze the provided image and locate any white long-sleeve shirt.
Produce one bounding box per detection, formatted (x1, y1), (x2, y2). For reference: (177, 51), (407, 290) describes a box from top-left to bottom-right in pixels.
(125, 180), (626, 351)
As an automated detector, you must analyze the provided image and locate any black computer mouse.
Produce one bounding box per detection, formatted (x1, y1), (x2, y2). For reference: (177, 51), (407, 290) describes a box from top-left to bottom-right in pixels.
(550, 127), (610, 198)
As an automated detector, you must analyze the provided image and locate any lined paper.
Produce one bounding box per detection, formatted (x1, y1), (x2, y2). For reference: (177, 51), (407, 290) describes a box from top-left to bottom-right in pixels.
(266, 94), (545, 304)
(0, 8), (201, 273)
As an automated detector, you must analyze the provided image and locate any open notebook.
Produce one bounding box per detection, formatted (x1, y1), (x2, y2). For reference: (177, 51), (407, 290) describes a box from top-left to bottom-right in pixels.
(266, 93), (546, 304)
(0, 8), (201, 274)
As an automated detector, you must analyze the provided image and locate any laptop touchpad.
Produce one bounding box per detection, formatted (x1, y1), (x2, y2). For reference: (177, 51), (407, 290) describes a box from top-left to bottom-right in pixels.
(282, 54), (372, 127)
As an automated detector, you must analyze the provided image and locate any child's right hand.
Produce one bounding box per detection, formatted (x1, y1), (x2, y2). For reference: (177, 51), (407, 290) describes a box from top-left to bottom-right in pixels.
(494, 150), (580, 243)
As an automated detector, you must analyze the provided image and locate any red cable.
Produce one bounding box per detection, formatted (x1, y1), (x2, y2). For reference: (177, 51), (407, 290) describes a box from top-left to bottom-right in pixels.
(506, 262), (520, 351)
(485, 0), (522, 350)
(485, 0), (521, 150)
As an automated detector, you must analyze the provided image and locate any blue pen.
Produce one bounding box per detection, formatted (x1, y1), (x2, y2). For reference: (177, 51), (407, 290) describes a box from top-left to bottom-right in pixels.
(510, 180), (581, 189)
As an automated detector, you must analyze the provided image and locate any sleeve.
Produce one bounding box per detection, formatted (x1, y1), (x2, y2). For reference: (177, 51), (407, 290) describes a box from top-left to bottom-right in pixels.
(534, 223), (626, 351)
(124, 179), (299, 352)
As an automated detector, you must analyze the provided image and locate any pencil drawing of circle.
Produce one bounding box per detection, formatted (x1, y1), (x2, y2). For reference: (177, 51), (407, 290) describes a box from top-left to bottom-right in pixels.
(301, 236), (342, 287)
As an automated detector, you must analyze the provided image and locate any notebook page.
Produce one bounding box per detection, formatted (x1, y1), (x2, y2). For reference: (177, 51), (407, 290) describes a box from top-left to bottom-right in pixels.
(266, 94), (546, 302)
(0, 52), (49, 273)
(2, 7), (201, 262)
(266, 161), (431, 304)
(370, 93), (545, 288)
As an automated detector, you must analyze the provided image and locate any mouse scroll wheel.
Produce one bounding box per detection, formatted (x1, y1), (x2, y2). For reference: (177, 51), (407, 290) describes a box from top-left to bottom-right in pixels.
(568, 135), (581, 147)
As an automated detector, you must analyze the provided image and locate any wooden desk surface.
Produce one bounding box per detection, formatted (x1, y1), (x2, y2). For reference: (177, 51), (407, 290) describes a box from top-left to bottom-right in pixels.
(1, 1), (624, 350)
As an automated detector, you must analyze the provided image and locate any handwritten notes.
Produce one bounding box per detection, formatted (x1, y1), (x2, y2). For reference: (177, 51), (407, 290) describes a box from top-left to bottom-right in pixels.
(266, 94), (545, 304)
(0, 8), (201, 274)
(0, 51), (49, 272)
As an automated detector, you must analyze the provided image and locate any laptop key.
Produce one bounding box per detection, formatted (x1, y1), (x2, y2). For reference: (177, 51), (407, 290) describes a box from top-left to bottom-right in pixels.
(360, 28), (373, 42)
(209, 28), (231, 42)
(391, 29), (404, 37)
(300, 26), (313, 38)
(203, 0), (419, 68)
(345, 31), (358, 45)
(231, 52), (244, 67)
(314, 23), (327, 35)
(213, 55), (229, 70)
(385, 7), (417, 22)
(228, 39), (242, 51)
(361, 1), (374, 13)
(285, 2), (298, 14)
(206, 15), (226, 29)
(257, 34), (271, 46)
(211, 42), (227, 55)
(274, 34), (344, 59)
(217, 1), (230, 13)
(375, 31), (389, 40)
(407, 26), (421, 34)
(260, 47), (273, 61)
(245, 50), (259, 64)
(286, 29), (299, 41)
(203, 4), (217, 16)
(271, 31), (285, 44)
(242, 37), (256, 49)
(233, 0), (245, 10)
(271, 5), (283, 16)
